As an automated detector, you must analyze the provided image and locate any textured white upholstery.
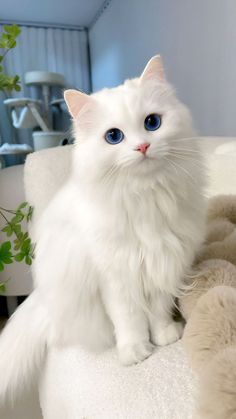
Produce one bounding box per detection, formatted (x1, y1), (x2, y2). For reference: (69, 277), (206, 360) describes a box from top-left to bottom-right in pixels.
(24, 145), (72, 226)
(39, 341), (196, 419)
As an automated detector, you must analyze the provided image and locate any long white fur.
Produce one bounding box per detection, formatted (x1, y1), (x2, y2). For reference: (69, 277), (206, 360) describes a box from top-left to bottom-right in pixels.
(0, 56), (206, 401)
(0, 291), (48, 403)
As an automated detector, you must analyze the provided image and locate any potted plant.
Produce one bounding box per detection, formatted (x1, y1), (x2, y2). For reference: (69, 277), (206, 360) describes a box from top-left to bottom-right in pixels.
(0, 24), (22, 168)
(0, 202), (34, 293)
(0, 25), (34, 294)
(0, 24), (21, 93)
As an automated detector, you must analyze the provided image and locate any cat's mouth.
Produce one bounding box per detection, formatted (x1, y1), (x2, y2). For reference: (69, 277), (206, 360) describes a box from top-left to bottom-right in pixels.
(135, 154), (158, 170)
(137, 153), (154, 162)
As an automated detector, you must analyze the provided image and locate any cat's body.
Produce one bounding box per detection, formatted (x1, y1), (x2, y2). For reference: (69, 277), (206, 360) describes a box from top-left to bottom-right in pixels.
(34, 143), (204, 355)
(0, 56), (206, 401)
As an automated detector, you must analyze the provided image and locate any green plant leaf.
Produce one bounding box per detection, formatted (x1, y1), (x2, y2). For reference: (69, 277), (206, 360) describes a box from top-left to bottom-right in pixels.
(21, 238), (31, 253)
(17, 202), (27, 210)
(1, 241), (11, 253)
(9, 39), (16, 49)
(2, 33), (11, 41)
(13, 224), (22, 236)
(14, 253), (24, 262)
(4, 24), (21, 37)
(25, 255), (32, 265)
(0, 73), (17, 92)
(14, 84), (21, 92)
(0, 282), (6, 293)
(14, 242), (21, 251)
(1, 201), (35, 269)
(13, 75), (20, 82)
(3, 25), (12, 33)
(11, 213), (24, 224)
(0, 241), (13, 266)
(2, 257), (13, 264)
(27, 206), (34, 222)
(1, 225), (13, 236)
(0, 39), (8, 49)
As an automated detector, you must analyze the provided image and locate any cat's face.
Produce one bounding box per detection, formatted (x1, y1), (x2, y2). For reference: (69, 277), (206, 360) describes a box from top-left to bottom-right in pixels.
(65, 56), (195, 184)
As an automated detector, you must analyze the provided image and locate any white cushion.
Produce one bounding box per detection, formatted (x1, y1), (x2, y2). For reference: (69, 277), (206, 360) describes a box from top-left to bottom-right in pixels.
(214, 141), (236, 155)
(24, 145), (72, 225)
(39, 342), (195, 419)
(199, 138), (236, 196)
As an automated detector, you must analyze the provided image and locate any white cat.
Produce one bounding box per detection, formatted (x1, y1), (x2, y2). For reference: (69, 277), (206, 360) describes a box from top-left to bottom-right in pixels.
(0, 55), (206, 402)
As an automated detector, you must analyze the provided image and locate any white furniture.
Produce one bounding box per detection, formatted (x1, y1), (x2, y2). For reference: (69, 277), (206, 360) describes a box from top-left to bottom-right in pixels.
(24, 136), (236, 419)
(4, 71), (67, 153)
(4, 98), (43, 130)
(2, 136), (236, 418)
(24, 71), (65, 130)
(40, 342), (195, 419)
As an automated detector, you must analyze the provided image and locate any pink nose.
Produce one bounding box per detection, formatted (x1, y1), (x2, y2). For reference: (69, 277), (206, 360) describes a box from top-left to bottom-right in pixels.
(135, 142), (150, 154)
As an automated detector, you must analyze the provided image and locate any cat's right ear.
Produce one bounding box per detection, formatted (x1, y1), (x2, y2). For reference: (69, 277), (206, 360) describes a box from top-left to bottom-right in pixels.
(140, 55), (165, 83)
(64, 89), (90, 119)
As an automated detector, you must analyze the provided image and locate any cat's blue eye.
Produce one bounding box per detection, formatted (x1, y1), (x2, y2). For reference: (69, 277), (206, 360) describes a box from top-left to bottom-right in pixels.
(105, 128), (124, 144)
(144, 114), (161, 131)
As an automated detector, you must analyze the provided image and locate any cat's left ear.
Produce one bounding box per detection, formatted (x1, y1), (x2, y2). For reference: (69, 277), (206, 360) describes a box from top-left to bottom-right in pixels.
(140, 55), (165, 83)
(64, 89), (91, 119)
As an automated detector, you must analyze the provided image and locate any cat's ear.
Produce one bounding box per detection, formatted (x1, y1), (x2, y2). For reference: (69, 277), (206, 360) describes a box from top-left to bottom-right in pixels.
(64, 89), (90, 119)
(140, 55), (165, 83)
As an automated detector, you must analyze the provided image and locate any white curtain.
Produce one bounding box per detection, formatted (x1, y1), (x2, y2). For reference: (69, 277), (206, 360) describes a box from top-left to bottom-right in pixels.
(3, 25), (90, 95)
(0, 24), (90, 150)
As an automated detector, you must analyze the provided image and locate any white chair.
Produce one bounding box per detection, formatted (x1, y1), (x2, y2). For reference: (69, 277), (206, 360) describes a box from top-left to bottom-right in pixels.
(2, 136), (236, 418)
(25, 137), (236, 418)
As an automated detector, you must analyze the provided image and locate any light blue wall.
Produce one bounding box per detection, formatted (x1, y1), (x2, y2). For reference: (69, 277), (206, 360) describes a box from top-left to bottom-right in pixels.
(89, 0), (236, 136)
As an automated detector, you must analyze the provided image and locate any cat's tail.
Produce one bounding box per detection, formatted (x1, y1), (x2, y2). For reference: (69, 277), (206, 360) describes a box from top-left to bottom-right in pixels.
(0, 290), (49, 404)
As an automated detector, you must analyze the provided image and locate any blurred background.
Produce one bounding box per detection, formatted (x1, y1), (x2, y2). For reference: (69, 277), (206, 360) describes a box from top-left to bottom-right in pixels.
(1, 0), (236, 161)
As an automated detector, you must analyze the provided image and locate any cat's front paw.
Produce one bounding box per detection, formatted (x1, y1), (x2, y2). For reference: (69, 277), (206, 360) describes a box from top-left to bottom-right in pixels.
(118, 341), (154, 366)
(151, 321), (184, 346)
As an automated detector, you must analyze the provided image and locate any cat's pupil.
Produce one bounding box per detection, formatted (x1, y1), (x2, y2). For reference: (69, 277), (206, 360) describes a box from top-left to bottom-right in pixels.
(105, 128), (124, 145)
(144, 114), (161, 131)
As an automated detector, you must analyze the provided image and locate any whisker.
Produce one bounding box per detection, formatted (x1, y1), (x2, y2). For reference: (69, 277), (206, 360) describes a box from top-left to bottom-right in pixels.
(163, 156), (178, 176)
(170, 159), (203, 174)
(169, 147), (202, 155)
(165, 157), (197, 185)
(168, 137), (201, 143)
(169, 154), (203, 165)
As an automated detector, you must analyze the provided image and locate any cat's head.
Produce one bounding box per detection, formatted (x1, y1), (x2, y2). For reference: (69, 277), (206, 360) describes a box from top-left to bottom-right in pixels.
(64, 55), (195, 187)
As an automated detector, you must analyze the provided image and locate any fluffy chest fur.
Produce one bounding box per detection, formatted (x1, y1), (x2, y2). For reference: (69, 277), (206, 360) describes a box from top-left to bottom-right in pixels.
(64, 173), (203, 298)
